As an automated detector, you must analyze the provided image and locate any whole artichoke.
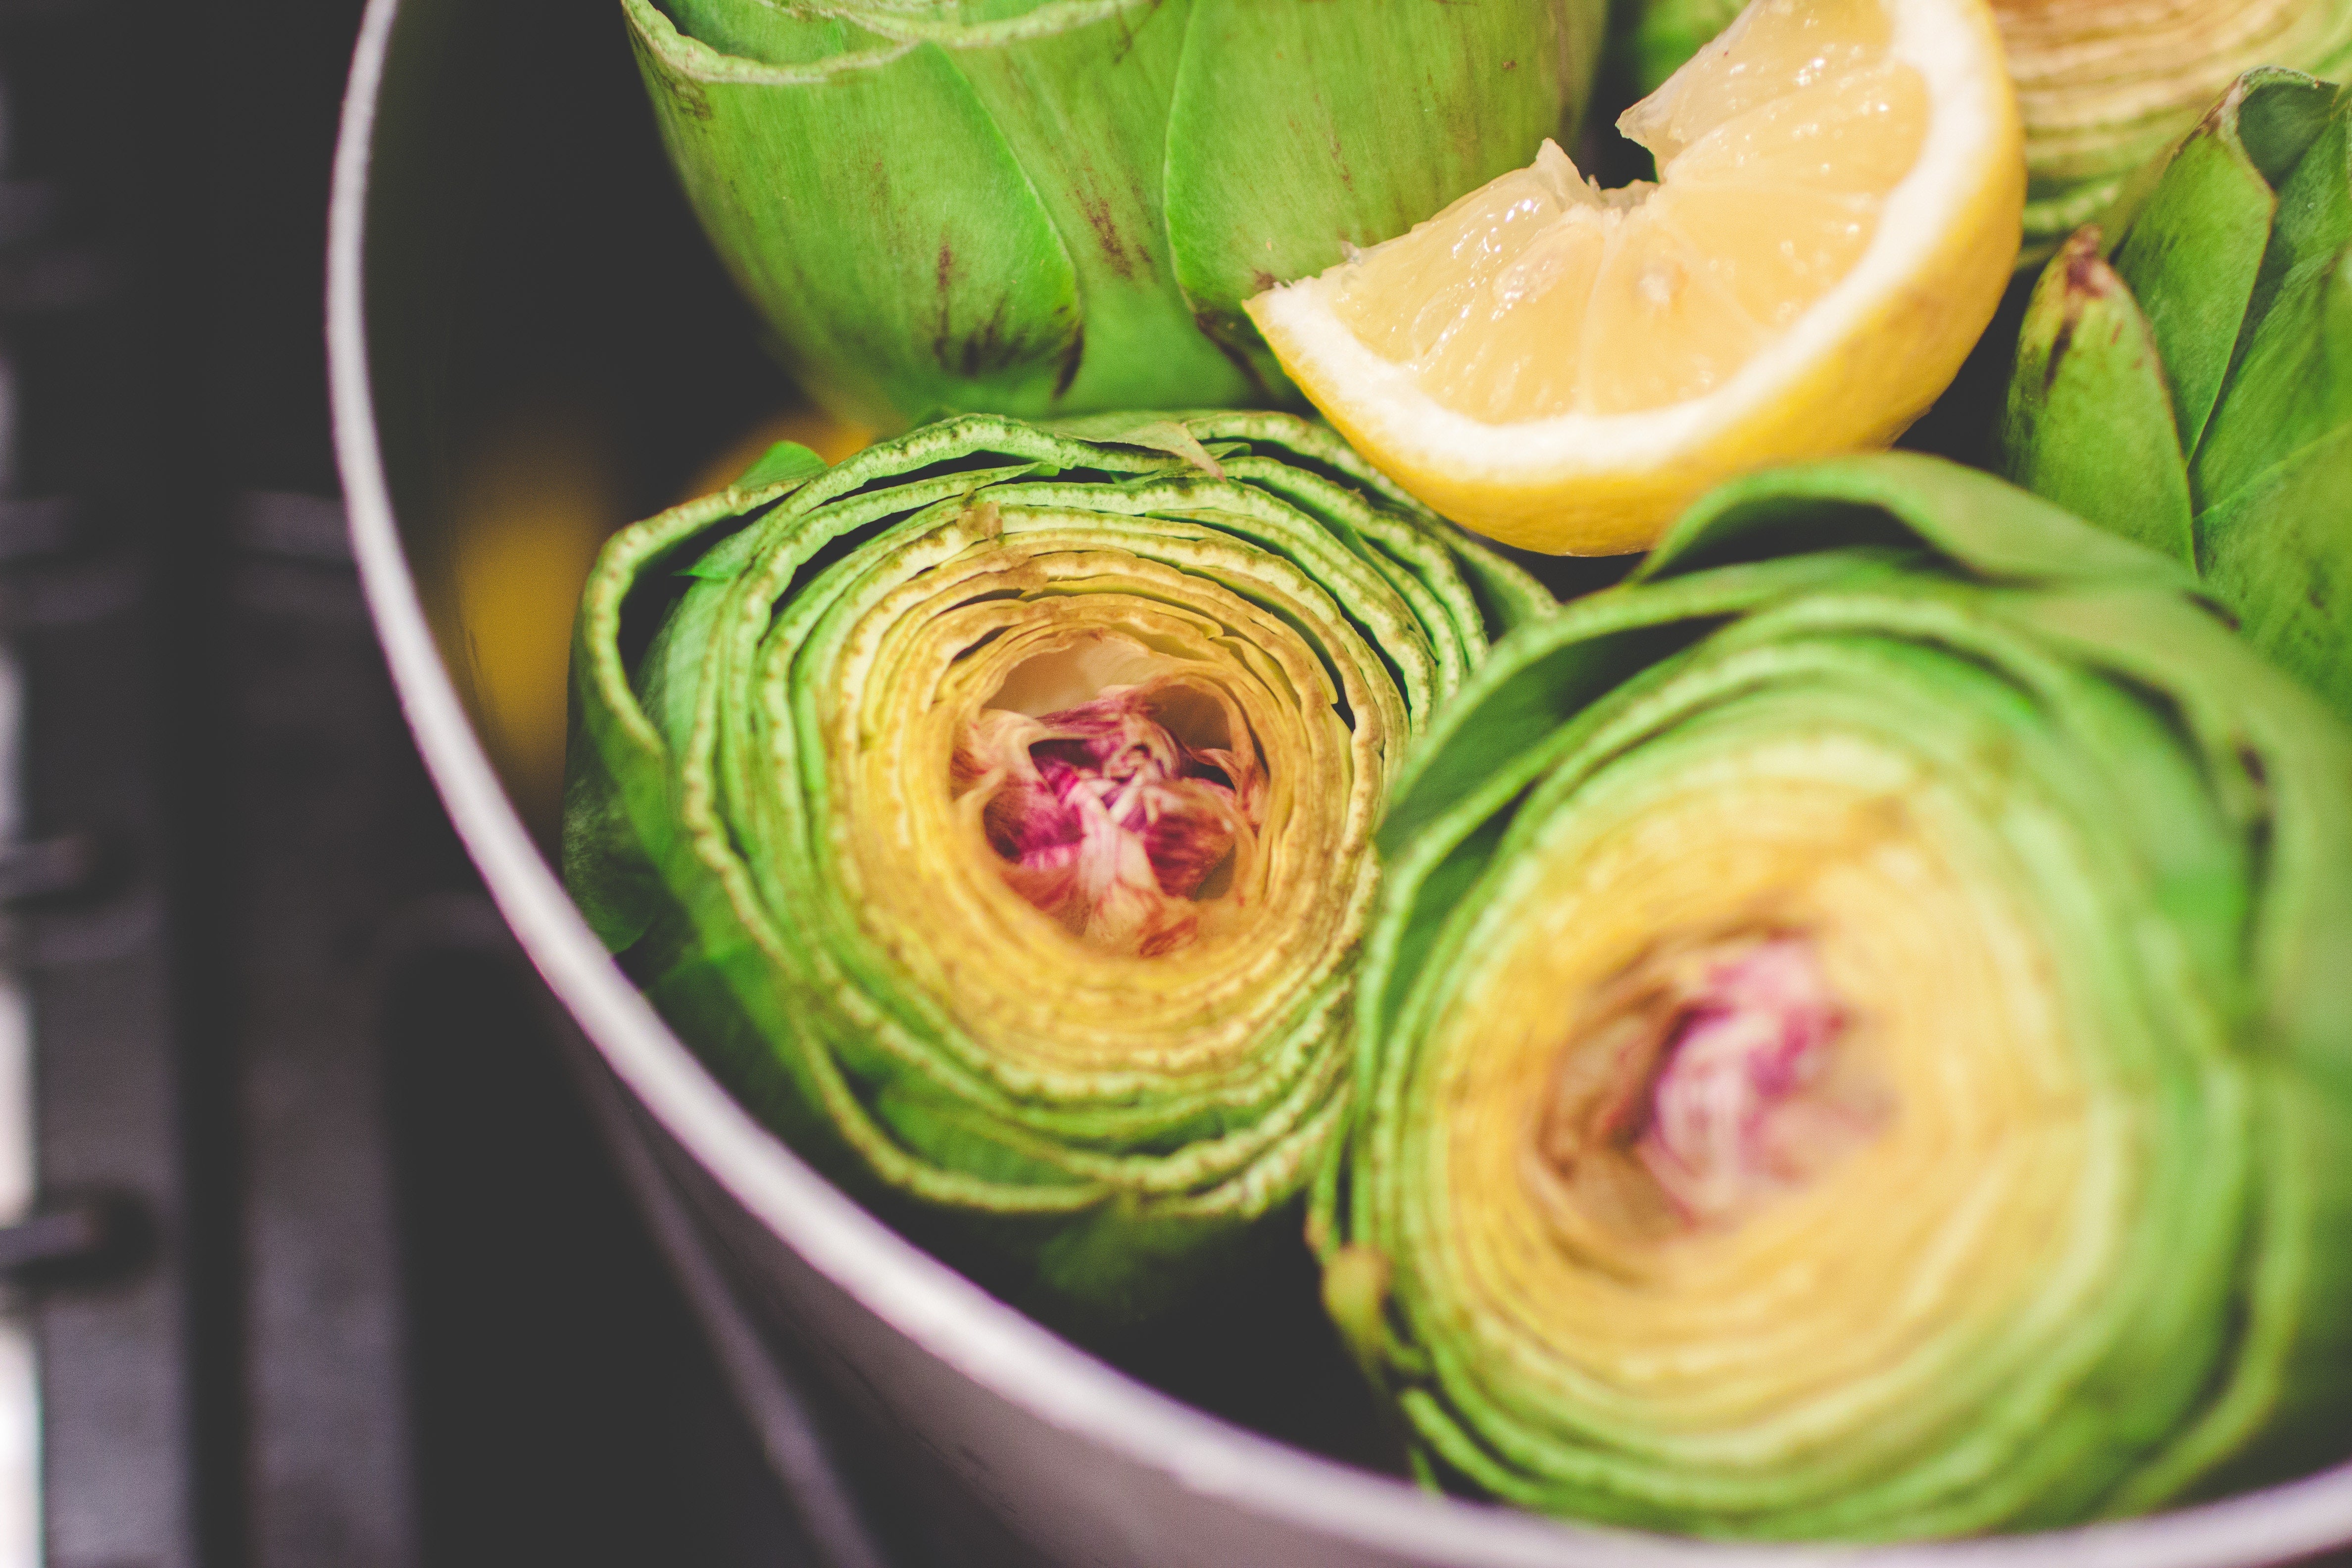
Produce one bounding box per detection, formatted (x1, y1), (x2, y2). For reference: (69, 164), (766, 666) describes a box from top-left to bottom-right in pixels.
(1611, 0), (2352, 261)
(622, 0), (1605, 431)
(1999, 70), (2352, 717)
(564, 411), (1545, 1326)
(1319, 453), (2352, 1538)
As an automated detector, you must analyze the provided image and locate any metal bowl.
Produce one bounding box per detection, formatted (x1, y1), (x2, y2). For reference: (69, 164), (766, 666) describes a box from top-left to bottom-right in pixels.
(324, 0), (2352, 1561)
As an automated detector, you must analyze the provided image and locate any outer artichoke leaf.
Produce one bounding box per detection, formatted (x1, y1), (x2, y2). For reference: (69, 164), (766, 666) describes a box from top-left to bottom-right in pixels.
(730, 437), (832, 493)
(559, 721), (664, 955)
(1037, 410), (1230, 475)
(567, 486), (756, 796)
(2025, 582), (2352, 1505)
(1640, 449), (2199, 592)
(1379, 553), (1883, 856)
(2230, 68), (2345, 189)
(2109, 90), (2282, 454)
(2007, 584), (2352, 1074)
(1163, 0), (1599, 371)
(2195, 418), (2352, 719)
(2192, 241), (2352, 541)
(2001, 230), (2197, 566)
(936, 1), (1264, 411)
(661, 0), (891, 64)
(2231, 88), (2352, 373)
(625, 0), (1087, 429)
(2192, 215), (2352, 534)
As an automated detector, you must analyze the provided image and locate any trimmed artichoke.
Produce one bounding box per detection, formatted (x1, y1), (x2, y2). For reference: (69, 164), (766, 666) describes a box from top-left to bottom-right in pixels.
(565, 411), (1545, 1325)
(622, 0), (1605, 432)
(1319, 452), (2352, 1538)
(1999, 70), (2352, 717)
(1610, 0), (2352, 261)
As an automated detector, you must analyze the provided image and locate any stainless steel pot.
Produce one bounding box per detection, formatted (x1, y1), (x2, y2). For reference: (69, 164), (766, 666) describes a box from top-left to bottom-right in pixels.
(324, 0), (2352, 1561)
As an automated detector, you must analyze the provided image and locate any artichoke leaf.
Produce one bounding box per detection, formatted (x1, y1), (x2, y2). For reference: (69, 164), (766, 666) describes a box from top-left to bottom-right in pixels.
(2187, 97), (2352, 716)
(2001, 230), (2196, 567)
(626, 0), (1093, 426)
(2109, 79), (2299, 452)
(2193, 98), (2352, 507)
(2196, 412), (2352, 717)
(1997, 71), (2352, 722)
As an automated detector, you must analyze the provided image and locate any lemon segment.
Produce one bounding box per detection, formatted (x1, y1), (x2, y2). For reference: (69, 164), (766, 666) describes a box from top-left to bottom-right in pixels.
(1247, 0), (2024, 555)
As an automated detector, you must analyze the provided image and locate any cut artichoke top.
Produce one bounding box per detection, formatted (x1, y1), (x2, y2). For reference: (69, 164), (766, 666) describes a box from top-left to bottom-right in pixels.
(1321, 452), (2352, 1538)
(564, 411), (1547, 1324)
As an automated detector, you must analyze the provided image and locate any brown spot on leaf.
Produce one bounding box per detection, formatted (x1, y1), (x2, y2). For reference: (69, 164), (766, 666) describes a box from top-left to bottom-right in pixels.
(2061, 225), (2110, 295)
(1082, 195), (1136, 279)
(2042, 226), (2114, 392)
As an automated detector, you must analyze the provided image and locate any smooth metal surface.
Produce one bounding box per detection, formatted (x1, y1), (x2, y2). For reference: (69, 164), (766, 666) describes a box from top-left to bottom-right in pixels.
(325, 0), (2352, 1562)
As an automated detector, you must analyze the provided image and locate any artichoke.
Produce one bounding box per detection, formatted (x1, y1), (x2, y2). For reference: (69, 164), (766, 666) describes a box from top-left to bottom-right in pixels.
(564, 411), (1546, 1325)
(1318, 452), (2352, 1538)
(621, 0), (1606, 432)
(1999, 70), (2352, 717)
(1609, 0), (2352, 261)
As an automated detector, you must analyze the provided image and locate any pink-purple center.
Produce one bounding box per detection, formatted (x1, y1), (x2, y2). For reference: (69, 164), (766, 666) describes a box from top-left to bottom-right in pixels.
(1631, 938), (1858, 1225)
(1538, 936), (1881, 1236)
(955, 685), (1261, 958)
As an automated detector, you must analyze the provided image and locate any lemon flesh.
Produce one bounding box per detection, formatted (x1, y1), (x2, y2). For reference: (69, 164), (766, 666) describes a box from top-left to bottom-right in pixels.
(1248, 0), (2024, 555)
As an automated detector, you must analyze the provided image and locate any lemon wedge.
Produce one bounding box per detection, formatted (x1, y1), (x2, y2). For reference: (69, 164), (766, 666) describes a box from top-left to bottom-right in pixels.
(1246, 0), (2024, 555)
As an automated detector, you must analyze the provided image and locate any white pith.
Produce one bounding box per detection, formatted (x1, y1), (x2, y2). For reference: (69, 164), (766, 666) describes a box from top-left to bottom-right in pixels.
(1251, 0), (2006, 481)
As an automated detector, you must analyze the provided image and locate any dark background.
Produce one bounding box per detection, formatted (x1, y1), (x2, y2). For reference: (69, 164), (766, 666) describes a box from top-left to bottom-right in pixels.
(10, 0), (828, 1564)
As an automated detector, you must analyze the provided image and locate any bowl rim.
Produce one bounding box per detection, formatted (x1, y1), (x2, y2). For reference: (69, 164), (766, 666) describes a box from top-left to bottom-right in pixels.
(325, 2), (2352, 1562)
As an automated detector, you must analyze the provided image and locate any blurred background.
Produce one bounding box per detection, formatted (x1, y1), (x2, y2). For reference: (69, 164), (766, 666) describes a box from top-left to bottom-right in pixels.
(0, 0), (917, 1564)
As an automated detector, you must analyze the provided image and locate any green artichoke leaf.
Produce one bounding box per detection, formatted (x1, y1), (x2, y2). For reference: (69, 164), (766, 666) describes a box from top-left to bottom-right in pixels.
(2194, 98), (2352, 510)
(2237, 79), (2352, 336)
(2184, 93), (2352, 714)
(2231, 66), (2345, 187)
(625, 0), (1601, 429)
(927, 3), (1264, 410)
(2109, 76), (2309, 453)
(2000, 230), (2196, 567)
(628, 0), (1102, 426)
(1638, 447), (2196, 591)
(2195, 399), (2352, 717)
(730, 437), (833, 492)
(1325, 451), (2352, 1539)
(565, 410), (1545, 1329)
(1998, 73), (2352, 722)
